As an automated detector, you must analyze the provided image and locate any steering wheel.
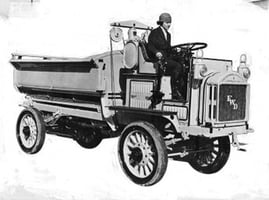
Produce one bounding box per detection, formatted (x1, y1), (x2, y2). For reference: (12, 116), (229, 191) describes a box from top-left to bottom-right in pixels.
(171, 42), (207, 51)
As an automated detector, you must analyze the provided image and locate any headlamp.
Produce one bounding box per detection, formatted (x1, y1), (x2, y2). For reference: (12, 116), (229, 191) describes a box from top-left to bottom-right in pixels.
(238, 54), (251, 80)
(240, 54), (247, 64)
(199, 64), (208, 77)
(242, 67), (251, 79)
(195, 49), (204, 58)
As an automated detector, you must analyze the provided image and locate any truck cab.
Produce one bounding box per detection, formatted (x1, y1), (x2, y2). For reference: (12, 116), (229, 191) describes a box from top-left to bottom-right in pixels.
(108, 20), (253, 185)
(109, 21), (251, 137)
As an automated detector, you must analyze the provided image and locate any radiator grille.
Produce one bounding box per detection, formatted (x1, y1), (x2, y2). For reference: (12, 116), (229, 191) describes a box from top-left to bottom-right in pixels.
(218, 84), (246, 121)
(208, 85), (217, 120)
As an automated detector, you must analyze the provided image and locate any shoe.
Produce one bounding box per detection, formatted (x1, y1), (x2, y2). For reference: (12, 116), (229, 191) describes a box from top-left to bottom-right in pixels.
(148, 91), (164, 109)
(147, 91), (164, 101)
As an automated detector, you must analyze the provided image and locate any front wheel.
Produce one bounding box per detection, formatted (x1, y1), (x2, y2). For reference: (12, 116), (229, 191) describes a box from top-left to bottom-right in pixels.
(118, 121), (168, 186)
(16, 108), (46, 154)
(188, 136), (230, 174)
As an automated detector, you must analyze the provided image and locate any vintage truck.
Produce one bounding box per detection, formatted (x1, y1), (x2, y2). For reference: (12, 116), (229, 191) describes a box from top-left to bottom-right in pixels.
(10, 20), (253, 186)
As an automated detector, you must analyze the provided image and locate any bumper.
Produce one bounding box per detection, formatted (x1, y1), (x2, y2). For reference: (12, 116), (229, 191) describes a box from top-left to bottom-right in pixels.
(180, 124), (253, 138)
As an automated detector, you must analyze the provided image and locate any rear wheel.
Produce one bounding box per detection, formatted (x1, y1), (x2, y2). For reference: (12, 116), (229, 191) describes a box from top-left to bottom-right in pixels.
(16, 108), (46, 154)
(76, 128), (102, 149)
(188, 136), (230, 174)
(118, 121), (168, 186)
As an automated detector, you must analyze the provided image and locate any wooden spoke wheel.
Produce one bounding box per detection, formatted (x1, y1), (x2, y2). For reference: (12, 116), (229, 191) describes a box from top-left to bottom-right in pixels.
(16, 108), (46, 154)
(118, 121), (168, 186)
(188, 136), (230, 174)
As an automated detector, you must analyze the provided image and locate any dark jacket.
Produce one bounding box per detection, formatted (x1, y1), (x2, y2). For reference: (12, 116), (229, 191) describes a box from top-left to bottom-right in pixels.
(147, 26), (171, 60)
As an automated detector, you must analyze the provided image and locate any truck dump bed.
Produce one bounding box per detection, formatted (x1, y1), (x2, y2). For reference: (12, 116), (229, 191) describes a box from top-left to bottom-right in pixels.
(10, 51), (123, 100)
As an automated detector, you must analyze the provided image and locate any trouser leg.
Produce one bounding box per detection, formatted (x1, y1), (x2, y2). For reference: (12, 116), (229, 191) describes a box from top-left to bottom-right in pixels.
(165, 59), (184, 99)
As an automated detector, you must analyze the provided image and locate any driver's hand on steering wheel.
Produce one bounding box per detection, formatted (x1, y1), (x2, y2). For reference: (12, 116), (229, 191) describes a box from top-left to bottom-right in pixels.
(176, 47), (181, 52)
(156, 52), (163, 60)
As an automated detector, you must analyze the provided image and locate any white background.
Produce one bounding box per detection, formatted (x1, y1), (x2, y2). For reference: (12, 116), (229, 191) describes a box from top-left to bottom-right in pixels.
(0, 0), (269, 199)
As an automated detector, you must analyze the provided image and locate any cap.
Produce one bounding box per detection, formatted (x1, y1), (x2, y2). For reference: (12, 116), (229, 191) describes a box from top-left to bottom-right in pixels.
(157, 13), (172, 24)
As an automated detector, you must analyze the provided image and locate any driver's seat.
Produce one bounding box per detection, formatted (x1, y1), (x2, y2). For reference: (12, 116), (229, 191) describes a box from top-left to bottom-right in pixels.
(138, 41), (172, 100)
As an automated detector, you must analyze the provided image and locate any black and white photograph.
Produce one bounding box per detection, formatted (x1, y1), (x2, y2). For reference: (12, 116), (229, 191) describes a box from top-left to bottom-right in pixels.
(0, 0), (269, 199)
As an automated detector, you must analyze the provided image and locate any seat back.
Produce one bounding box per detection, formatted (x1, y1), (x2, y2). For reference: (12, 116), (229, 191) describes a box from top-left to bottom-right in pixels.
(138, 42), (157, 74)
(138, 41), (152, 62)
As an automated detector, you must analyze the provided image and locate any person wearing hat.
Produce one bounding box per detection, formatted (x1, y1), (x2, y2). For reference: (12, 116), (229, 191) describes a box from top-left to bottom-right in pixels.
(147, 13), (184, 100)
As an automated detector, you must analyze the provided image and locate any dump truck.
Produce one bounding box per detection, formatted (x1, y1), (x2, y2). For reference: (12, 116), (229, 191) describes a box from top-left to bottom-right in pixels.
(10, 20), (253, 186)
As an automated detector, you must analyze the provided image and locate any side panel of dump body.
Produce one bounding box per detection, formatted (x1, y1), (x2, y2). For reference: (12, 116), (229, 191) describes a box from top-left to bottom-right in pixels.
(11, 51), (124, 100)
(13, 63), (100, 93)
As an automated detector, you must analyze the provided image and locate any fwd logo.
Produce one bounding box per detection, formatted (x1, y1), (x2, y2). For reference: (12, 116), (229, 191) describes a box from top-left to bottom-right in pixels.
(227, 95), (238, 110)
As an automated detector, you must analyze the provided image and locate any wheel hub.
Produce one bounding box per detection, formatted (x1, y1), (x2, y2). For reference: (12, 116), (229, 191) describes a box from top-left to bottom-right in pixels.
(138, 142), (153, 167)
(23, 126), (31, 140)
(130, 142), (153, 167)
(129, 147), (143, 166)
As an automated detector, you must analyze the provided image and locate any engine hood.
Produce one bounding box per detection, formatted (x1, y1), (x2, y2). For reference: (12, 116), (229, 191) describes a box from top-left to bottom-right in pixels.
(206, 71), (247, 85)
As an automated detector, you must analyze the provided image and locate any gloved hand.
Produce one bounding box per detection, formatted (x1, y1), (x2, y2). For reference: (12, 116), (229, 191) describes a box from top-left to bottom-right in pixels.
(156, 52), (163, 60)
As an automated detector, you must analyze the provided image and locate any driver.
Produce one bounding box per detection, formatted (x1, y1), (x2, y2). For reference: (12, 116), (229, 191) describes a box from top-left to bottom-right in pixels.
(147, 12), (184, 100)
